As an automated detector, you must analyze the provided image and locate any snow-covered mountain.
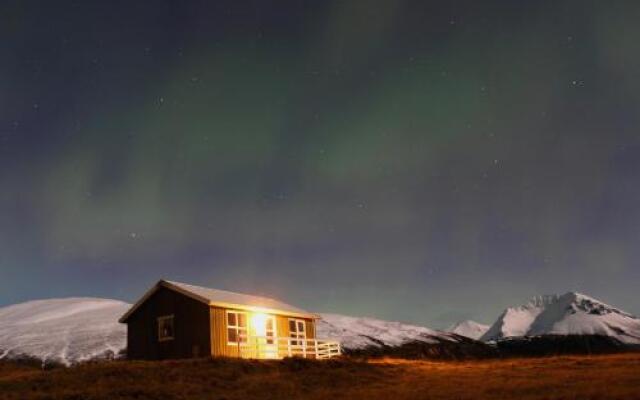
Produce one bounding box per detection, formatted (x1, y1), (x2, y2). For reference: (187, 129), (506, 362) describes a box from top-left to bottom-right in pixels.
(481, 292), (640, 344)
(0, 298), (462, 364)
(317, 313), (462, 350)
(0, 298), (129, 365)
(2, 292), (637, 365)
(447, 320), (490, 340)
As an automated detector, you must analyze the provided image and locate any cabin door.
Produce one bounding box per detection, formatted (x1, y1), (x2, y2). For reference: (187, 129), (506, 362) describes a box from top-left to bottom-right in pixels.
(253, 314), (277, 359)
(289, 318), (307, 356)
(261, 315), (278, 358)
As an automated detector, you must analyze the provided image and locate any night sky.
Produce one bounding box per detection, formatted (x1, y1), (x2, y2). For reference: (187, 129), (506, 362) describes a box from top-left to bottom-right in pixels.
(2, 1), (639, 328)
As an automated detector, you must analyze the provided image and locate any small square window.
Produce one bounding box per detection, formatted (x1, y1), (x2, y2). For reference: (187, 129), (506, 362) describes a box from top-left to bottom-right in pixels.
(226, 311), (247, 345)
(158, 315), (174, 342)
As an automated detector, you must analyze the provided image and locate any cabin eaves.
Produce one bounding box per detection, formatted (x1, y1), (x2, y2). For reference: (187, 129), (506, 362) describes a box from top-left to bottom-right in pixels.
(119, 279), (319, 323)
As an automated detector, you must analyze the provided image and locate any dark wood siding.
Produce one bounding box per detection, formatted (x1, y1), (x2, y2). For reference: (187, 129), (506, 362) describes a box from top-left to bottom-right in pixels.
(126, 287), (211, 360)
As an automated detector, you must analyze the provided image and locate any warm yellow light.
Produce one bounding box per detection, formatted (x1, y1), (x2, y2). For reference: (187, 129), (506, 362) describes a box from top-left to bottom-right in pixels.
(251, 312), (268, 336)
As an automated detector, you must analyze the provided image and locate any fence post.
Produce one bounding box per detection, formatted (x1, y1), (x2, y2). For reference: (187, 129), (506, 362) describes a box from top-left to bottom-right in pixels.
(255, 336), (259, 359)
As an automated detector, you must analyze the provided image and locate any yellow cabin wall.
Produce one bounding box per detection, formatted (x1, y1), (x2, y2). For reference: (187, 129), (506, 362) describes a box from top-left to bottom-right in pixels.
(276, 315), (290, 340)
(209, 306), (316, 358)
(306, 319), (316, 339)
(210, 306), (238, 357)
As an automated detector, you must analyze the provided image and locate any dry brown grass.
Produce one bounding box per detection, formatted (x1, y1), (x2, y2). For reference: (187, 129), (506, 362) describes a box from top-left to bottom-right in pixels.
(1, 353), (639, 400)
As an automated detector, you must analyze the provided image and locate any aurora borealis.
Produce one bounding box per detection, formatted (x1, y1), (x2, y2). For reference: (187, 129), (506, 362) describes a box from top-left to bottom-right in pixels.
(2, 1), (639, 327)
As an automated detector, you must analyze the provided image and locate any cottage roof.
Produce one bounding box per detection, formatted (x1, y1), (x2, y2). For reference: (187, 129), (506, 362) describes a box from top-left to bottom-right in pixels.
(119, 279), (318, 322)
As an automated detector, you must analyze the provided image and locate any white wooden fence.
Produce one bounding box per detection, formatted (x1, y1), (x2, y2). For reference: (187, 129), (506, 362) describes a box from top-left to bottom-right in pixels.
(235, 335), (341, 360)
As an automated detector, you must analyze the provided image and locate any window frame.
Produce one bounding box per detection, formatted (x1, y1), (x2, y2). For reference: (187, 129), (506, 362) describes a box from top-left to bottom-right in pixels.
(264, 315), (276, 345)
(226, 310), (248, 345)
(288, 318), (306, 346)
(157, 314), (175, 342)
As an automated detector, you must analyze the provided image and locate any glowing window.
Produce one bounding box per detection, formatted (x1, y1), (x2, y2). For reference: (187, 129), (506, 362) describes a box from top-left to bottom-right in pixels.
(251, 313), (276, 345)
(226, 311), (247, 344)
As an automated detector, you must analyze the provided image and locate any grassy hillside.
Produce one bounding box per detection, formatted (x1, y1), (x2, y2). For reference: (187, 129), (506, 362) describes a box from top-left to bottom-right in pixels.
(1, 354), (639, 400)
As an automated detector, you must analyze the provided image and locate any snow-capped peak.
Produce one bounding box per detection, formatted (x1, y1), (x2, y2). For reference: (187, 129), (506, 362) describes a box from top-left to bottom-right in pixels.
(481, 292), (640, 344)
(447, 320), (489, 340)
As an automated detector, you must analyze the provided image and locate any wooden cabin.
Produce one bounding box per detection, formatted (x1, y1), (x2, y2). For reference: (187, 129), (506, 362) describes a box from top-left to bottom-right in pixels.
(119, 279), (340, 360)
